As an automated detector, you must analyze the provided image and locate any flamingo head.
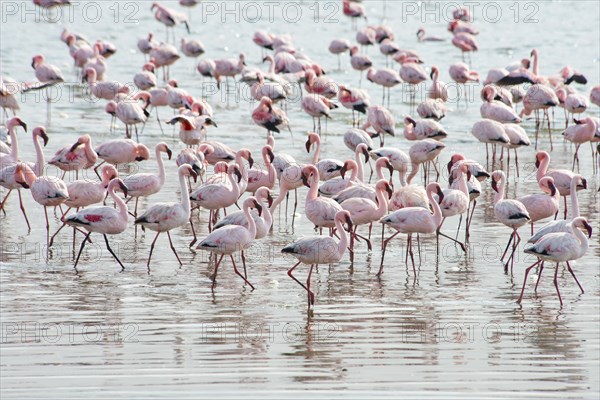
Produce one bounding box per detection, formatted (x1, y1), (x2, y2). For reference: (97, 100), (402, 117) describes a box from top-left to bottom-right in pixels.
(305, 132), (319, 153)
(239, 149), (253, 168)
(157, 143), (172, 160)
(229, 164), (243, 183)
(490, 171), (503, 193)
(203, 116), (217, 128)
(301, 165), (316, 188)
(427, 182), (444, 202)
(337, 210), (353, 231)
(199, 143), (214, 157)
(105, 101), (117, 116)
(430, 66), (438, 79)
(239, 53), (246, 66)
(31, 55), (44, 69)
(168, 79), (178, 88)
(100, 165), (118, 187)
(82, 67), (96, 83)
(32, 126), (48, 146)
(573, 217), (593, 238)
(357, 143), (370, 164)
(263, 145), (275, 164)
(69, 134), (91, 152)
(340, 159), (355, 180)
(143, 63), (155, 73)
(180, 164), (198, 183)
(349, 46), (359, 56)
(7, 116), (27, 132)
(521, 58), (531, 70)
(260, 96), (273, 111)
(447, 154), (465, 173)
(14, 163), (30, 189)
(260, 188), (274, 208)
(247, 197), (262, 217)
(135, 144), (151, 161)
(404, 116), (417, 127)
(108, 178), (128, 197)
(448, 20), (458, 32)
(376, 179), (393, 199)
(534, 151), (549, 168)
(530, 49), (538, 58)
(416, 28), (425, 39)
(576, 176), (587, 190)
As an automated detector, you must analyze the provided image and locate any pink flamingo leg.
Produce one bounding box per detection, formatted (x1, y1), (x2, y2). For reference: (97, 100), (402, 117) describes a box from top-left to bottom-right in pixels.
(517, 259), (541, 304)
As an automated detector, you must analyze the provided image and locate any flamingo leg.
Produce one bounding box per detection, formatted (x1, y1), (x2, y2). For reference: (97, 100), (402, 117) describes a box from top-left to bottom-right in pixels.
(553, 262), (563, 305)
(104, 234), (125, 270)
(146, 231), (161, 270)
(210, 254), (225, 289)
(354, 231), (372, 251)
(241, 250), (247, 279)
(566, 261), (584, 294)
(73, 232), (92, 270)
(17, 190), (31, 232)
(406, 234), (417, 275)
(306, 264), (315, 306)
(534, 261), (545, 292)
(517, 259), (541, 304)
(43, 206), (50, 257)
(378, 231), (399, 275)
(0, 189), (12, 211)
(189, 212), (198, 247)
(501, 231), (514, 262)
(230, 254), (254, 289)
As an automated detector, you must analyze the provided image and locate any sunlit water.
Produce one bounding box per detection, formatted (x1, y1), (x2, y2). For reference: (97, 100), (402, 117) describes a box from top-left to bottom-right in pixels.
(1, 1), (599, 398)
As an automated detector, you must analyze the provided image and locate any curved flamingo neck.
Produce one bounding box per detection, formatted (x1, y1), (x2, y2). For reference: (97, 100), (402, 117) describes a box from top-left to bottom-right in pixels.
(83, 140), (97, 164)
(179, 171), (191, 217)
(266, 58), (275, 75)
(572, 223), (589, 257)
(266, 158), (276, 187)
(227, 170), (241, 198)
(244, 203), (257, 239)
(536, 155), (549, 182)
(334, 216), (348, 258)
(457, 169), (469, 197)
(570, 178), (580, 218)
(156, 148), (166, 185)
(311, 139), (320, 164)
(532, 51), (539, 76)
(236, 152), (248, 179)
(407, 162), (419, 184)
(348, 163), (358, 182)
(404, 124), (416, 140)
(109, 184), (128, 220)
(32, 133), (45, 177)
(260, 195), (273, 231)
(7, 125), (19, 162)
(307, 169), (319, 200)
(374, 187), (389, 217)
(354, 151), (365, 182)
(427, 187), (443, 227)
(494, 175), (506, 204)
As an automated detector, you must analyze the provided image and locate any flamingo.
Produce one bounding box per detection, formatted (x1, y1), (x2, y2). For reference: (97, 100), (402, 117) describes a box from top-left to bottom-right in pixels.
(252, 97), (290, 137)
(343, 128), (374, 152)
(213, 54), (246, 90)
(151, 2), (190, 41)
(341, 179), (392, 261)
(49, 134), (98, 179)
(251, 72), (287, 103)
(349, 46), (373, 85)
(435, 162), (470, 250)
(0, 77), (20, 118)
(204, 140), (236, 165)
(491, 170), (531, 272)
(190, 164), (242, 233)
(417, 99), (446, 120)
(282, 210), (352, 307)
(356, 26), (376, 51)
(318, 158), (360, 198)
(480, 86), (521, 123)
(366, 68), (401, 106)
(94, 139), (150, 177)
(528, 175), (587, 243)
(329, 39), (352, 70)
(338, 85), (371, 126)
(306, 132), (343, 181)
(253, 30), (274, 55)
(213, 187), (273, 239)
(302, 93), (337, 134)
(134, 63), (158, 90)
(556, 87), (588, 128)
(28, 55), (64, 121)
(180, 37), (205, 65)
(107, 92), (150, 141)
(451, 32), (478, 63)
(167, 114), (217, 147)
(196, 197), (262, 290)
(246, 145), (276, 193)
(138, 33), (158, 58)
(0, 117), (27, 166)
(448, 20), (479, 35)
(471, 119), (510, 163)
(520, 84), (559, 149)
(403, 116), (447, 141)
(304, 69), (338, 99)
(416, 28), (444, 42)
(135, 164), (198, 268)
(518, 177), (560, 235)
(65, 178), (129, 270)
(449, 62), (480, 107)
(379, 39), (400, 66)
(562, 117), (596, 170)
(176, 144), (212, 184)
(397, 53), (428, 107)
(379, 182), (445, 275)
(82, 68), (129, 101)
(518, 217), (592, 305)
(334, 157), (394, 204)
(375, 25), (395, 43)
(535, 151), (586, 219)
(343, 0), (367, 27)
(369, 147), (409, 185)
(302, 164), (343, 234)
(48, 164), (119, 247)
(428, 66), (448, 102)
(501, 124), (531, 177)
(407, 139), (446, 185)
(150, 43), (181, 81)
(590, 85), (600, 107)
(123, 142), (172, 220)
(232, 148), (254, 194)
(362, 105), (395, 146)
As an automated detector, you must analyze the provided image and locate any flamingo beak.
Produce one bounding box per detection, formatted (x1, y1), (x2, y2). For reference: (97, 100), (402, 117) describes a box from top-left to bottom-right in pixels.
(40, 131), (49, 146)
(247, 154), (254, 168)
(385, 183), (393, 199)
(255, 201), (263, 216)
(18, 121), (27, 131)
(447, 160), (453, 174)
(448, 173), (454, 186)
(267, 149), (275, 164)
(340, 163), (348, 179)
(549, 182), (557, 197)
(267, 193), (274, 208)
(535, 158), (540, 168)
(301, 172), (310, 188)
(207, 119), (217, 128)
(437, 187), (445, 202)
(305, 138), (312, 153)
(491, 178), (498, 193)
(69, 141), (83, 152)
(119, 182), (129, 197)
(190, 169), (198, 183)
(466, 170), (472, 181)
(386, 161), (394, 176)
(234, 168), (242, 183)
(579, 178), (587, 190)
(345, 215), (353, 231)
(17, 180), (29, 189)
(583, 221), (593, 238)
(165, 147), (172, 160)
(31, 59), (35, 69)
(362, 147), (370, 164)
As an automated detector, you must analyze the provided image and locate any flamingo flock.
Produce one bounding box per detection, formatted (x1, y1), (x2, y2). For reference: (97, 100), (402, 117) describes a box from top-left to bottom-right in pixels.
(0, 1), (598, 310)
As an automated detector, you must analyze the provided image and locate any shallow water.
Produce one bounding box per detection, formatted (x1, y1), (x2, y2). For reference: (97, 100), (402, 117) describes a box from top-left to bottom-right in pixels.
(1, 1), (599, 398)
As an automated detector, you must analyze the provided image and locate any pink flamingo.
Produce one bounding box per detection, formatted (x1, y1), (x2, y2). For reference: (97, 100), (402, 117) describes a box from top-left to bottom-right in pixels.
(134, 63), (158, 91)
(362, 105), (395, 146)
(529, 174), (586, 243)
(1, 77), (20, 118)
(417, 98), (446, 120)
(590, 86), (600, 107)
(535, 151), (586, 219)
(518, 176), (560, 235)
(329, 39), (352, 69)
(197, 197), (262, 290)
(190, 164), (242, 232)
(176, 144), (212, 183)
(180, 37), (205, 64)
(319, 148), (367, 197)
(49, 134), (97, 179)
(356, 26), (376, 51)
(150, 44), (181, 81)
(491, 170), (531, 272)
(448, 20), (479, 35)
(449, 62), (479, 107)
(94, 139), (150, 177)
(246, 145), (276, 193)
(379, 39), (400, 65)
(82, 68), (129, 100)
(397, 53), (428, 107)
(403, 116), (447, 141)
(428, 66), (448, 101)
(0, 116), (27, 166)
(304, 69), (338, 99)
(520, 84), (559, 149)
(251, 72), (287, 103)
(343, 128), (374, 152)
(65, 178), (129, 270)
(436, 162), (470, 250)
(563, 117), (596, 170)
(379, 182), (445, 275)
(334, 157), (394, 204)
(151, 2), (190, 41)
(369, 147), (408, 185)
(342, 179), (392, 261)
(501, 123), (531, 177)
(451, 32), (478, 63)
(471, 119), (510, 163)
(480, 85), (521, 123)
(343, 0), (367, 27)
(135, 164), (197, 268)
(407, 139), (446, 184)
(302, 94), (337, 134)
(305, 132), (344, 181)
(214, 187), (273, 239)
(556, 88), (588, 128)
(349, 46), (373, 85)
(338, 85), (371, 126)
(302, 164), (343, 234)
(138, 33), (158, 59)
(168, 114), (217, 146)
(204, 141), (236, 165)
(519, 217), (592, 305)
(366, 68), (401, 106)
(252, 97), (290, 137)
(106, 93), (150, 141)
(416, 28), (445, 42)
(123, 142), (172, 219)
(253, 30), (274, 55)
(29, 55), (64, 121)
(48, 164), (119, 246)
(213, 54), (246, 90)
(283, 210), (352, 307)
